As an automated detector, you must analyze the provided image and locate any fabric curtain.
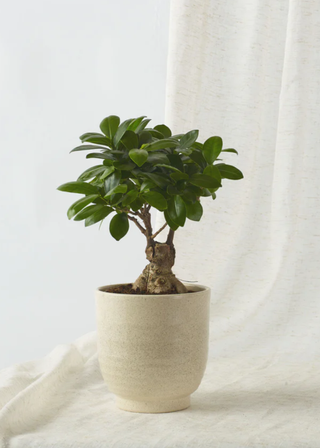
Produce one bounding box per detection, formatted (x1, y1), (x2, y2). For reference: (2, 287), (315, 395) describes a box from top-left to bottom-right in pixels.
(157, 0), (320, 363)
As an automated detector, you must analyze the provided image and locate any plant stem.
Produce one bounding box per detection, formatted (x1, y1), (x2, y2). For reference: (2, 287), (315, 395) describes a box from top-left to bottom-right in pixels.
(151, 222), (168, 240)
(140, 208), (153, 243)
(127, 214), (146, 235)
(166, 228), (175, 246)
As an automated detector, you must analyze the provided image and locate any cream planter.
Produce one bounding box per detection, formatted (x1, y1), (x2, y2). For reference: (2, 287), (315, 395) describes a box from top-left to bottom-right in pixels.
(95, 283), (210, 413)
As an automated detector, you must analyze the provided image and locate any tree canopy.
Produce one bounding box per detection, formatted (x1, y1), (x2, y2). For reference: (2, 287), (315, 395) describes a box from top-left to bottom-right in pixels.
(57, 115), (243, 241)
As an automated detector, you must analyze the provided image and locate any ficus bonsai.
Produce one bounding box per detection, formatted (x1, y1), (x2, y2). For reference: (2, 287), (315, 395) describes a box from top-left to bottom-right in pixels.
(58, 115), (243, 295)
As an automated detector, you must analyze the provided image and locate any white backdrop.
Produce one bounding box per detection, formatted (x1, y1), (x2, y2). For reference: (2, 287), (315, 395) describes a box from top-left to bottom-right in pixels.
(0, 0), (170, 369)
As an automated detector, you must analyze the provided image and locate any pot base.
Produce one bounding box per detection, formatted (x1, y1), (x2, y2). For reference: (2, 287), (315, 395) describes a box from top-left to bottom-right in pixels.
(116, 395), (190, 413)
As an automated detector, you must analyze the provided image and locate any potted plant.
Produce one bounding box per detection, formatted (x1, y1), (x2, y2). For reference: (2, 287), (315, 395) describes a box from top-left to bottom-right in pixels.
(58, 115), (243, 413)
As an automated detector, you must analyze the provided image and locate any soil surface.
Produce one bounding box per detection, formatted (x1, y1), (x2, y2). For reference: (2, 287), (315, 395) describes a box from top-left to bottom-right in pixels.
(105, 283), (192, 295)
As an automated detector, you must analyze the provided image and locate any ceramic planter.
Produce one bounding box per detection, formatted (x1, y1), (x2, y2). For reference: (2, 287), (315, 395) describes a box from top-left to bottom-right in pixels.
(95, 283), (210, 413)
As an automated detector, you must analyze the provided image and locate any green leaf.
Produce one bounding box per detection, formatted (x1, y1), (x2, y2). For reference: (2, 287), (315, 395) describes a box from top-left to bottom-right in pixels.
(113, 118), (134, 148)
(185, 200), (203, 221)
(216, 163), (244, 180)
(171, 133), (184, 140)
(120, 130), (139, 150)
(79, 132), (97, 142)
(182, 191), (197, 203)
(109, 193), (123, 206)
(122, 189), (138, 207)
(155, 164), (181, 172)
(127, 116), (146, 132)
(174, 195), (186, 226)
(103, 159), (114, 166)
(77, 165), (106, 181)
(154, 124), (172, 138)
(70, 144), (111, 153)
(143, 138), (179, 152)
(135, 118), (151, 133)
(170, 171), (189, 181)
(189, 150), (207, 169)
(183, 185), (202, 200)
(113, 161), (135, 171)
(179, 130), (199, 149)
(176, 147), (193, 156)
(203, 136), (223, 164)
(86, 152), (115, 160)
(85, 206), (113, 227)
(140, 179), (155, 193)
(109, 213), (129, 241)
(107, 150), (124, 155)
(57, 181), (99, 195)
(89, 178), (104, 188)
(129, 148), (148, 167)
(164, 209), (179, 230)
(82, 133), (112, 147)
(91, 197), (106, 205)
(203, 165), (222, 182)
(74, 204), (104, 221)
(142, 191), (167, 211)
(99, 115), (120, 140)
(144, 128), (165, 139)
(167, 196), (186, 227)
(141, 172), (170, 188)
(222, 148), (238, 154)
(202, 188), (213, 197)
(100, 166), (115, 180)
(192, 142), (203, 151)
(189, 174), (221, 188)
(67, 194), (99, 219)
(185, 163), (200, 176)
(104, 184), (128, 198)
(138, 131), (153, 146)
(147, 152), (170, 165)
(166, 153), (184, 171)
(130, 197), (144, 211)
(167, 185), (180, 195)
(104, 171), (121, 194)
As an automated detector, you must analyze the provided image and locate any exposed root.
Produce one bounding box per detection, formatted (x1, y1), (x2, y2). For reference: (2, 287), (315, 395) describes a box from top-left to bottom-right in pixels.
(132, 242), (188, 295)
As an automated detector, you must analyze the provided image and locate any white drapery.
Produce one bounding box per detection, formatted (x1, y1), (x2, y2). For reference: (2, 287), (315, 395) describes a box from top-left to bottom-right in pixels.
(1, 1), (320, 446)
(159, 0), (320, 363)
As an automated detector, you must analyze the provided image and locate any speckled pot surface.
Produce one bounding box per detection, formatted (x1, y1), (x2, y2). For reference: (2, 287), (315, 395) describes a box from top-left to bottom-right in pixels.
(95, 283), (210, 413)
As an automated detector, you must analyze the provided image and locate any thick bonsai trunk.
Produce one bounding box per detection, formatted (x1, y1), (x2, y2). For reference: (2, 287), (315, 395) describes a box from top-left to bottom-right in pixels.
(132, 241), (188, 295)
(127, 207), (187, 294)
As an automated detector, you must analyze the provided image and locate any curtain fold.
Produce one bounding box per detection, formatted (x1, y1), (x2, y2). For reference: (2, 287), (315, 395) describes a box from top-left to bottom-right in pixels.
(160, 0), (320, 361)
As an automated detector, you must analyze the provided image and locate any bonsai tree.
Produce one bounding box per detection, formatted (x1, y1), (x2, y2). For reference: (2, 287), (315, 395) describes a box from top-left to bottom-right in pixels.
(58, 115), (243, 295)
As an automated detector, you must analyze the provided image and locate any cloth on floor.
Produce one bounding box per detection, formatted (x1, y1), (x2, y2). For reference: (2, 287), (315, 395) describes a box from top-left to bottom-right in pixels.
(0, 331), (319, 448)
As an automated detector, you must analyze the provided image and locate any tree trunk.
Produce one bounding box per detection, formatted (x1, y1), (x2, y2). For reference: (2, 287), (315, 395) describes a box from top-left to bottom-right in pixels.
(132, 241), (188, 294)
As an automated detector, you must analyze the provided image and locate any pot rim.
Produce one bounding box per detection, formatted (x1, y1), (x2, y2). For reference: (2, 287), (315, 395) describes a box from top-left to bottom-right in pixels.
(96, 282), (210, 298)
